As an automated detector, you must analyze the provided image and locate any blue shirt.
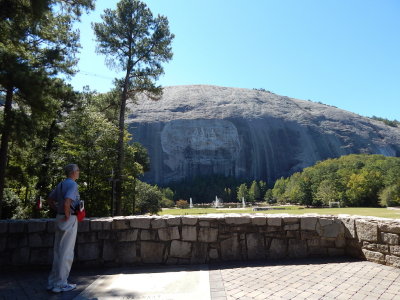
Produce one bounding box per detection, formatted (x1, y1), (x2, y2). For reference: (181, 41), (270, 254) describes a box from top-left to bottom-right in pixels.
(49, 178), (80, 214)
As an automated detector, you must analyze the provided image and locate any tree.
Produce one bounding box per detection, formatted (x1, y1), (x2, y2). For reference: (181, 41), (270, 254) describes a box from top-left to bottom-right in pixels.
(93, 0), (174, 215)
(0, 0), (94, 218)
(379, 183), (400, 207)
(237, 183), (249, 203)
(249, 180), (261, 203)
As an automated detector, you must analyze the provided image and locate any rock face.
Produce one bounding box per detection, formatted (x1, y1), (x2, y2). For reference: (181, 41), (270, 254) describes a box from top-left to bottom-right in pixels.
(127, 85), (400, 185)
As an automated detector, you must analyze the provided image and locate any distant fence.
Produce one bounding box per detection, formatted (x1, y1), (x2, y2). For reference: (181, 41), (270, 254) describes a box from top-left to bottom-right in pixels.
(0, 214), (400, 268)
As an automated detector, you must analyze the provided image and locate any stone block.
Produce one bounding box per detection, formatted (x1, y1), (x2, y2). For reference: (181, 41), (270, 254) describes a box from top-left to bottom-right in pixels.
(379, 221), (400, 234)
(321, 238), (336, 248)
(29, 232), (54, 247)
(381, 232), (399, 245)
(78, 243), (100, 261)
(47, 220), (55, 233)
(113, 218), (130, 230)
(319, 218), (334, 226)
(225, 216), (250, 225)
(301, 231), (319, 239)
(246, 233), (265, 260)
(390, 245), (400, 256)
(77, 232), (98, 244)
(191, 243), (208, 264)
(335, 238), (346, 248)
(98, 231), (111, 239)
(328, 248), (345, 257)
(199, 221), (210, 227)
(308, 247), (327, 256)
(151, 218), (166, 229)
(288, 239), (307, 258)
(0, 236), (6, 252)
(182, 226), (197, 241)
(170, 240), (191, 258)
(28, 220), (47, 233)
(283, 217), (299, 224)
(267, 217), (282, 227)
(77, 220), (90, 232)
(338, 217), (356, 238)
(355, 220), (378, 242)
(103, 240), (115, 261)
(165, 217), (181, 226)
(251, 216), (267, 226)
(209, 248), (219, 260)
(362, 249), (385, 264)
(301, 217), (317, 231)
(158, 227), (180, 241)
(90, 220), (104, 231)
(117, 242), (137, 263)
(182, 217), (198, 225)
(286, 231), (300, 239)
(12, 247), (30, 265)
(130, 217), (151, 229)
(198, 227), (218, 243)
(30, 248), (53, 265)
(307, 239), (320, 247)
(284, 224), (299, 231)
(269, 239), (287, 259)
(0, 221), (8, 233)
(141, 242), (165, 263)
(8, 221), (26, 233)
(7, 235), (27, 249)
(118, 230), (138, 242)
(386, 255), (400, 268)
(221, 234), (241, 261)
(321, 221), (343, 238)
(141, 230), (156, 241)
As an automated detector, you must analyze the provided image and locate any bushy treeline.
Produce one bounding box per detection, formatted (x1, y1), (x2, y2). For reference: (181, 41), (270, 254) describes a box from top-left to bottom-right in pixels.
(0, 88), (166, 219)
(269, 154), (400, 207)
(166, 175), (268, 204)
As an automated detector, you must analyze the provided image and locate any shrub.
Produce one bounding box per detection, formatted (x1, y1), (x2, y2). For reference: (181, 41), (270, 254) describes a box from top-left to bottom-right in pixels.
(379, 184), (400, 207)
(176, 199), (189, 209)
(135, 181), (162, 215)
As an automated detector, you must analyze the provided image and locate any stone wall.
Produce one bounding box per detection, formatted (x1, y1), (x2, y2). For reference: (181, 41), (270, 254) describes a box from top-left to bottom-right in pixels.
(0, 214), (400, 268)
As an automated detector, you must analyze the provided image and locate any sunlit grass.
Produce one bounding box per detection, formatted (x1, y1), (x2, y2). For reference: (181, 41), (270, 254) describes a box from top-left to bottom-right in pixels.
(159, 207), (400, 219)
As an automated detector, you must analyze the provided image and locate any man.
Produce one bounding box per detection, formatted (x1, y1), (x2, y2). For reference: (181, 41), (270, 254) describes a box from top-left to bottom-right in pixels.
(47, 164), (80, 293)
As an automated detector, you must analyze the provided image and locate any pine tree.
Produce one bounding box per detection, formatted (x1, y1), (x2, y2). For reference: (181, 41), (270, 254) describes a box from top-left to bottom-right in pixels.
(93, 0), (174, 215)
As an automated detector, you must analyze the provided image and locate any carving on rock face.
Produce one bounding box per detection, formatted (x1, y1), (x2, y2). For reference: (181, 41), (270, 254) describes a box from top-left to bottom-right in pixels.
(161, 119), (241, 180)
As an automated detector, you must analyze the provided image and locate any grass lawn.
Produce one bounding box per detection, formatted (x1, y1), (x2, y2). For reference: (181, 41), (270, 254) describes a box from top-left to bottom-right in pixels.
(159, 207), (400, 219)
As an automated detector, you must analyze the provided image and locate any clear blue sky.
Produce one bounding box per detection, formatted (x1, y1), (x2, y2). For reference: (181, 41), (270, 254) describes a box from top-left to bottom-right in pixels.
(69, 0), (400, 120)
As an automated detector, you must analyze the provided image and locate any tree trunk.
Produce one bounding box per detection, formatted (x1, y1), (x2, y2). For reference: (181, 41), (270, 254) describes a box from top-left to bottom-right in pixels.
(36, 118), (58, 198)
(115, 75), (130, 216)
(0, 87), (14, 219)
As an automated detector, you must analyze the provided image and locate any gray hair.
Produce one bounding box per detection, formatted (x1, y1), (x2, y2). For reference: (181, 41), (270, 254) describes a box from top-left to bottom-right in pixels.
(64, 164), (79, 177)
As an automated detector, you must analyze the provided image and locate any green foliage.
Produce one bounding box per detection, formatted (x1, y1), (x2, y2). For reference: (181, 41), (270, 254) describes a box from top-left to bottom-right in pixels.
(263, 189), (275, 204)
(271, 154), (400, 207)
(135, 180), (162, 214)
(160, 187), (175, 208)
(371, 116), (400, 128)
(176, 200), (189, 209)
(379, 184), (400, 207)
(237, 183), (250, 203)
(248, 181), (261, 203)
(93, 0), (174, 215)
(168, 175), (242, 204)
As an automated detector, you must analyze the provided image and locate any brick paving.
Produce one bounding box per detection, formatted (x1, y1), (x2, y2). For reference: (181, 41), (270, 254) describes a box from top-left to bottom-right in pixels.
(212, 258), (400, 300)
(1, 258), (400, 299)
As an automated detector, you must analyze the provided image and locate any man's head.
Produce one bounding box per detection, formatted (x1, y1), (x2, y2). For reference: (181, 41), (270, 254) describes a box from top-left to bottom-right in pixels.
(64, 164), (80, 180)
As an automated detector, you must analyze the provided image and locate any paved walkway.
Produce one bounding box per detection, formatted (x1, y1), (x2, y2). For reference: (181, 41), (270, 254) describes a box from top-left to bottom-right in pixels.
(1, 258), (400, 300)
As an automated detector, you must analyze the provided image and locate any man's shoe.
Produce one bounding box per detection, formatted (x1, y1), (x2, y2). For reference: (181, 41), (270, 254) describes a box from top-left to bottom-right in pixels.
(52, 283), (77, 293)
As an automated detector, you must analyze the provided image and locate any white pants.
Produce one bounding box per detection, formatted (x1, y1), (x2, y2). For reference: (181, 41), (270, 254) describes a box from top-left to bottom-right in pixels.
(48, 214), (78, 288)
